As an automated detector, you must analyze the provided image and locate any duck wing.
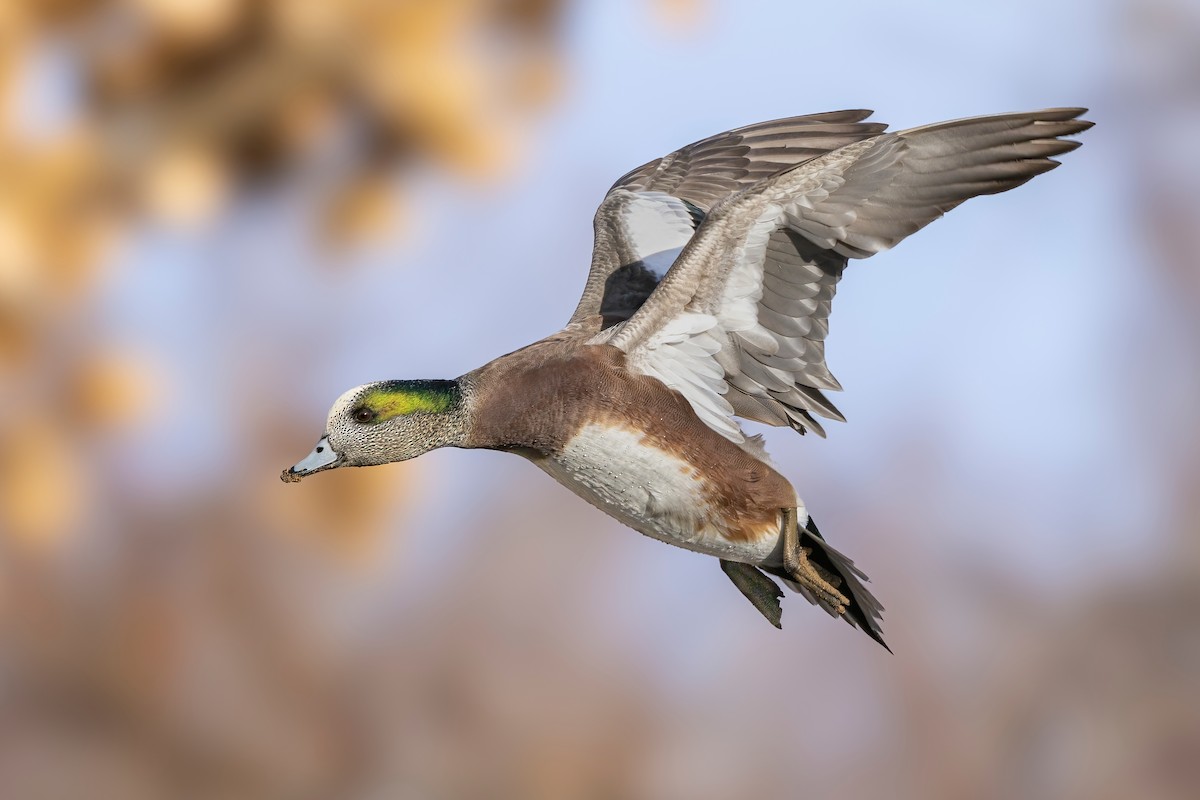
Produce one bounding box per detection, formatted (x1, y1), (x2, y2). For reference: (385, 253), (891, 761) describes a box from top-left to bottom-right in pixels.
(602, 109), (1091, 441)
(568, 111), (888, 332)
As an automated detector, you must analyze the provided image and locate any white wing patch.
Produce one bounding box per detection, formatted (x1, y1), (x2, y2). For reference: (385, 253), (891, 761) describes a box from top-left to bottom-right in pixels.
(602, 109), (1090, 442)
(616, 190), (696, 278)
(616, 197), (844, 442)
(627, 312), (744, 443)
(608, 151), (868, 441)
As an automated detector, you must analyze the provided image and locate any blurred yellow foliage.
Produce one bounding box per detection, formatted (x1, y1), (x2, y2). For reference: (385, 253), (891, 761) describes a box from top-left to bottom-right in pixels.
(128, 0), (244, 46)
(0, 419), (84, 550)
(267, 460), (420, 565)
(0, 6), (570, 789)
(140, 141), (229, 227)
(0, 131), (112, 304)
(324, 175), (399, 245)
(0, 0), (566, 562)
(66, 349), (161, 430)
(0, 0), (564, 271)
(356, 0), (518, 175)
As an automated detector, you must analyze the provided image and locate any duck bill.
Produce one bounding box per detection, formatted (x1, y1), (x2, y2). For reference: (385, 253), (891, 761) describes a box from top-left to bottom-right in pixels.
(281, 436), (341, 483)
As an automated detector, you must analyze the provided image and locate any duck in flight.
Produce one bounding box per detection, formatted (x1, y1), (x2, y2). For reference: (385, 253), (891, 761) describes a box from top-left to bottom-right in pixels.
(284, 108), (1091, 649)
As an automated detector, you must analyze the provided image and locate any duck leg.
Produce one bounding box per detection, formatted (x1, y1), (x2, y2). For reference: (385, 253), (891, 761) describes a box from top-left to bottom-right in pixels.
(720, 560), (784, 628)
(781, 508), (850, 615)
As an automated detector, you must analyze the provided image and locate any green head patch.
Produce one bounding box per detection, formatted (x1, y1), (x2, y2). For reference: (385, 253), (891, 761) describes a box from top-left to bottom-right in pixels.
(353, 379), (458, 424)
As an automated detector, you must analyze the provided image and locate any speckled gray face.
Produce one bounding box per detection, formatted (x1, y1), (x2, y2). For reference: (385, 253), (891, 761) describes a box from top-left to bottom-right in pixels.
(281, 379), (467, 483)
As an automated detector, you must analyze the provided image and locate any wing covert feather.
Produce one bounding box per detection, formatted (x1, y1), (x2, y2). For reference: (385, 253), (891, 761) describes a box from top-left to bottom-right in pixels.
(569, 111), (888, 330)
(609, 109), (1090, 440)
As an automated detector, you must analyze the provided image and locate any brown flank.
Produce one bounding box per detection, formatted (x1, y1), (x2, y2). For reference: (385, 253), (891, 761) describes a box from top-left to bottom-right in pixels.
(463, 331), (795, 543)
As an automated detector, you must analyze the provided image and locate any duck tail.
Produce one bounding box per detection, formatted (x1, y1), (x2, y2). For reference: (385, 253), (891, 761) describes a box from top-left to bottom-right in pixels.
(766, 515), (890, 651)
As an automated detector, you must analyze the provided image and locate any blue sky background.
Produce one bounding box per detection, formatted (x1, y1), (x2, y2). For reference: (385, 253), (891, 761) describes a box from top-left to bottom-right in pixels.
(11, 0), (1200, 796)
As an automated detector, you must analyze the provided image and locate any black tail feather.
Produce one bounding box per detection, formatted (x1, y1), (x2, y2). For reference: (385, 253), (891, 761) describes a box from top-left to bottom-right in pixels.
(765, 515), (890, 652)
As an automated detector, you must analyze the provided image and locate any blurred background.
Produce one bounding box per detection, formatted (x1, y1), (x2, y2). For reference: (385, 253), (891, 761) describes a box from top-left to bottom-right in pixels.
(1, 0), (1198, 797)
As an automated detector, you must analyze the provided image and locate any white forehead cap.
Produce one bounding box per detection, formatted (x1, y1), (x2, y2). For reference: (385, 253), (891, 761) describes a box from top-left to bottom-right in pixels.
(328, 384), (368, 422)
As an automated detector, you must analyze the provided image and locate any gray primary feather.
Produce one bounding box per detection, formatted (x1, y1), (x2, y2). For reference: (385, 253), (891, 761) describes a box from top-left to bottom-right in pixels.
(569, 111), (888, 331)
(607, 108), (1091, 438)
(610, 109), (888, 210)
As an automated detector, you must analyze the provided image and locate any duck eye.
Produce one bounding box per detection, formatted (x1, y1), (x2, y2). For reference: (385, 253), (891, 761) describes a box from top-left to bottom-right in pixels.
(352, 407), (375, 423)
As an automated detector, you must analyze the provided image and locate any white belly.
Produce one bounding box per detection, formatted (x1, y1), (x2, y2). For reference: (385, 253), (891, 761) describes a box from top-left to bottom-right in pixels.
(533, 422), (779, 563)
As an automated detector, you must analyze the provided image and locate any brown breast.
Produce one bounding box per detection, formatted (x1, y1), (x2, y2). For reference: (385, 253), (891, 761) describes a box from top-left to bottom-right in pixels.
(466, 336), (796, 543)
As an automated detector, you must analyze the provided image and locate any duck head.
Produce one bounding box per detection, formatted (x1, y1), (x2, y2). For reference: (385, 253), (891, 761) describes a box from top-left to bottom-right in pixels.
(282, 379), (466, 482)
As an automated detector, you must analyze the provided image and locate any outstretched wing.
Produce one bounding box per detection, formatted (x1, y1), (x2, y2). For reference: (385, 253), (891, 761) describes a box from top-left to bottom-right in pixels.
(568, 111), (889, 332)
(604, 109), (1092, 441)
(610, 110), (888, 210)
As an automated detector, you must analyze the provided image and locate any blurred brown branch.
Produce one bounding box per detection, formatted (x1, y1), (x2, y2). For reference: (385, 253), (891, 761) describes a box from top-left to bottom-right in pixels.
(0, 0), (567, 546)
(1, 6), (568, 790)
(2, 0), (566, 269)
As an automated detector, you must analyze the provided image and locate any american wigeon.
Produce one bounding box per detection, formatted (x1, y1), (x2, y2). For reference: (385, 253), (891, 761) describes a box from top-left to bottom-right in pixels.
(285, 108), (1091, 649)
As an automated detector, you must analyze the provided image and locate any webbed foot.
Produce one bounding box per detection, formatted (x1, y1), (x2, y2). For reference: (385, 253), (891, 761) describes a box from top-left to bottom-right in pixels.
(781, 508), (850, 614)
